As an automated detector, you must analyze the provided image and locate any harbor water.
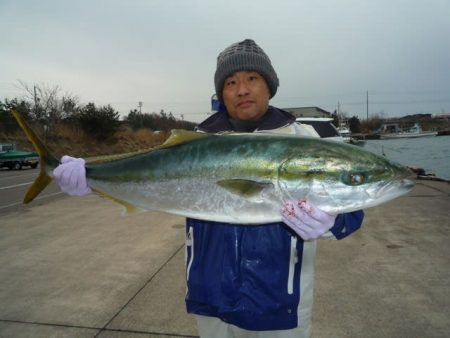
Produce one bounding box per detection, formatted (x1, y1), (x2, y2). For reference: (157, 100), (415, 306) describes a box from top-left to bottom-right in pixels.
(364, 136), (450, 180)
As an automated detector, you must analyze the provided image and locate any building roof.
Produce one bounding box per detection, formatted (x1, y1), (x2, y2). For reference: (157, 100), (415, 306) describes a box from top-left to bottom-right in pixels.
(282, 106), (332, 118)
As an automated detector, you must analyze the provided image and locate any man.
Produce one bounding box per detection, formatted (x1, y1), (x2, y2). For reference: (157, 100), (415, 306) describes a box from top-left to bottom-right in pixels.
(54, 39), (364, 338)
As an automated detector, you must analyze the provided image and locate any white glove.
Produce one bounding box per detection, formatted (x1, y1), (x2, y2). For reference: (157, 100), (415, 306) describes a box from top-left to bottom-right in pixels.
(281, 200), (336, 240)
(53, 155), (92, 196)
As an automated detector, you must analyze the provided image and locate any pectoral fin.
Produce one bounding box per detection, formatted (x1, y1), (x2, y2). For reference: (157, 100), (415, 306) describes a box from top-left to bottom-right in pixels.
(217, 179), (274, 198)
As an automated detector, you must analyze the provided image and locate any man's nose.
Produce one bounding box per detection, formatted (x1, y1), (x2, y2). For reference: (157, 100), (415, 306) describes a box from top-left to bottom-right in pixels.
(236, 81), (250, 96)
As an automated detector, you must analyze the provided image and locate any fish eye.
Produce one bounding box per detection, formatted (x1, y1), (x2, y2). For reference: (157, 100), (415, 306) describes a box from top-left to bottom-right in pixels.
(342, 172), (367, 186)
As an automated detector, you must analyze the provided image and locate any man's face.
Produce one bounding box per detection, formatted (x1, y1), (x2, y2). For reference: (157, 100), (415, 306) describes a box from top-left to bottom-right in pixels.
(222, 71), (270, 121)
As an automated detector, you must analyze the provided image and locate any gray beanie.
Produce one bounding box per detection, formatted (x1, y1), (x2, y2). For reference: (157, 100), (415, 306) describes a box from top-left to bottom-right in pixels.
(214, 39), (279, 103)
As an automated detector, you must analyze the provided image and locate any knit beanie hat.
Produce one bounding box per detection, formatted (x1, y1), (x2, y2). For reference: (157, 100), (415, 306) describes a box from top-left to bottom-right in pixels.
(214, 39), (279, 103)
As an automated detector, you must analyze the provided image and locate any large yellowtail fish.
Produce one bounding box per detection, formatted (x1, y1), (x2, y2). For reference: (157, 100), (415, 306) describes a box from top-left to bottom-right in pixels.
(12, 110), (414, 224)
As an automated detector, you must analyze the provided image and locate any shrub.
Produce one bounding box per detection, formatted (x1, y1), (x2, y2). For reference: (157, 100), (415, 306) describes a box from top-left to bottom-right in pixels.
(0, 99), (33, 133)
(76, 103), (121, 141)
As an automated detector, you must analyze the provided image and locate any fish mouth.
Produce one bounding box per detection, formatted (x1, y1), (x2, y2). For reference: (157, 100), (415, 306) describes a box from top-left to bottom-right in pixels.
(374, 179), (415, 200)
(402, 179), (415, 190)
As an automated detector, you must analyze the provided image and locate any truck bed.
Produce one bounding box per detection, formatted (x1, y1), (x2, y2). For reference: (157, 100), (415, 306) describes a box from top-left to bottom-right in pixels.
(0, 150), (39, 159)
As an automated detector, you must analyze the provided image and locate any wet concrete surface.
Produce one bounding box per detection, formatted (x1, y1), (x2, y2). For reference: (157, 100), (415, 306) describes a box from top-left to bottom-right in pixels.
(0, 179), (448, 337)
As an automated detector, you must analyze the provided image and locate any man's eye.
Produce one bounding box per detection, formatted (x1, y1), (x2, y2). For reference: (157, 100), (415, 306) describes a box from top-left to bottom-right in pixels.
(225, 80), (236, 87)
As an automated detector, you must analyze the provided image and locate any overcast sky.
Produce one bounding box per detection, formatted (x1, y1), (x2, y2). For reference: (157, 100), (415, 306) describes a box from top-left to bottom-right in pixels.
(1, 0), (449, 122)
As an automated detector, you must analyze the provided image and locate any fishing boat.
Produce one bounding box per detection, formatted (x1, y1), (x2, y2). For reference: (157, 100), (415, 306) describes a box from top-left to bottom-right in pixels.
(337, 120), (366, 146)
(380, 123), (437, 139)
(337, 121), (352, 143)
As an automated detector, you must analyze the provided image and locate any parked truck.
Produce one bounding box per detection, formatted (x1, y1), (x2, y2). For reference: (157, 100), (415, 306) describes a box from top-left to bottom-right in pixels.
(0, 143), (39, 170)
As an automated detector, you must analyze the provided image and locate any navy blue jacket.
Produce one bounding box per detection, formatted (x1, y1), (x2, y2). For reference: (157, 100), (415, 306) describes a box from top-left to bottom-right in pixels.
(185, 107), (364, 330)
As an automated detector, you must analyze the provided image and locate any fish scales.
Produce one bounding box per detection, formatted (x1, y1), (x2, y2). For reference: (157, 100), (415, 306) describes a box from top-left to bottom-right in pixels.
(88, 135), (278, 180)
(83, 133), (412, 223)
(86, 135), (290, 223)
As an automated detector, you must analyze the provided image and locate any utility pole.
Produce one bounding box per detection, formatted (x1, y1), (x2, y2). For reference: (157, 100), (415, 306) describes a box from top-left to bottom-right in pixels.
(33, 85), (41, 116)
(138, 101), (143, 113)
(337, 101), (341, 126)
(34, 85), (38, 107)
(366, 91), (369, 121)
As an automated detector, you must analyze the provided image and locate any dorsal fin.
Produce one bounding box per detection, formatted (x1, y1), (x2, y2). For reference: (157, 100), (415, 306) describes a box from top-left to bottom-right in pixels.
(86, 130), (210, 165)
(86, 148), (154, 165)
(160, 129), (210, 148)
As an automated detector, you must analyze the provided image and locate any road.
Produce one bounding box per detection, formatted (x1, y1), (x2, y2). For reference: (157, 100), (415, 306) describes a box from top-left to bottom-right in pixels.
(0, 166), (194, 337)
(0, 167), (62, 212)
(0, 169), (449, 337)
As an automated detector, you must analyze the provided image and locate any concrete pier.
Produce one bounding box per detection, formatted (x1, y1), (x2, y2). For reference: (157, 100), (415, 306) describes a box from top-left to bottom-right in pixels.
(0, 179), (448, 337)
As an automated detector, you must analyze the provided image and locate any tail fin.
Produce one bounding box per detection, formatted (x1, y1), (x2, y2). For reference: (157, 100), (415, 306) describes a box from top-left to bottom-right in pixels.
(11, 110), (60, 203)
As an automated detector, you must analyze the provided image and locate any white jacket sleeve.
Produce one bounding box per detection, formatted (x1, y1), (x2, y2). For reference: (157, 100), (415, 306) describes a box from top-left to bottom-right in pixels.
(292, 123), (320, 138)
(259, 122), (320, 138)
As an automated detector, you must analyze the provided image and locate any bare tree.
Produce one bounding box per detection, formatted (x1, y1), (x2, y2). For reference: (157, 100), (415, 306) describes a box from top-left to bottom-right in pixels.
(16, 81), (80, 138)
